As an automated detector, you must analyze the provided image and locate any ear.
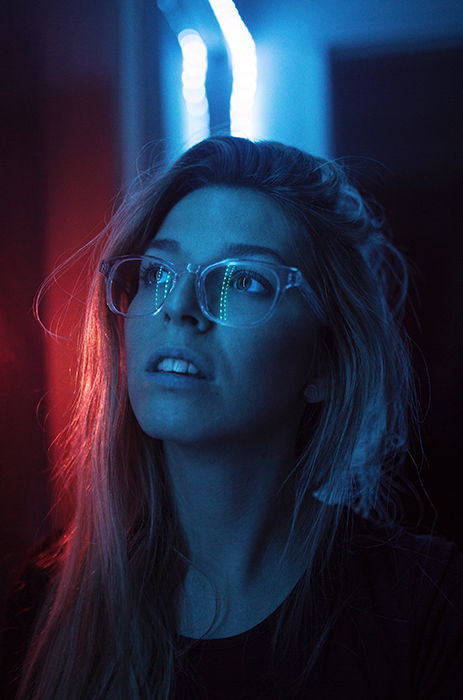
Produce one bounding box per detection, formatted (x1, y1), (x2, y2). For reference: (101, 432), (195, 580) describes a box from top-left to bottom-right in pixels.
(303, 381), (324, 403)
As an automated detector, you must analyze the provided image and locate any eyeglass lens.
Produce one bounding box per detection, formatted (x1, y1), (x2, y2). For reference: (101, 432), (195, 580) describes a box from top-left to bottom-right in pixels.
(109, 259), (278, 325)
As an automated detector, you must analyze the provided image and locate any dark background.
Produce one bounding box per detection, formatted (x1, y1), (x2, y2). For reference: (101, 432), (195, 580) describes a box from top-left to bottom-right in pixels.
(1, 0), (462, 619)
(331, 43), (463, 539)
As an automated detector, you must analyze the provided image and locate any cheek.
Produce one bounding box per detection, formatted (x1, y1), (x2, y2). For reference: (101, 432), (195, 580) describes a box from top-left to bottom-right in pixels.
(124, 320), (147, 381)
(124, 322), (135, 369)
(239, 316), (317, 393)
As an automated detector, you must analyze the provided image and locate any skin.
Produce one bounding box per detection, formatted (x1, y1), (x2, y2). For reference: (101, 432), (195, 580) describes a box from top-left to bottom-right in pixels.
(124, 186), (322, 636)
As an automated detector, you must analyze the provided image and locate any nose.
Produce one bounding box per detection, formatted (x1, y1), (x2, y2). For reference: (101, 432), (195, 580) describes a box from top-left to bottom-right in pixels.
(161, 271), (212, 330)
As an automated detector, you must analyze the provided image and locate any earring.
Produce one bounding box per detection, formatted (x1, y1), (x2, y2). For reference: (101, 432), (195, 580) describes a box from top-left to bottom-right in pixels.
(304, 383), (322, 403)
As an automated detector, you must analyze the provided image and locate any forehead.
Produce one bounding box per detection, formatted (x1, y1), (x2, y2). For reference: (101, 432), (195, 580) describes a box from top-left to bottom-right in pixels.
(148, 186), (299, 265)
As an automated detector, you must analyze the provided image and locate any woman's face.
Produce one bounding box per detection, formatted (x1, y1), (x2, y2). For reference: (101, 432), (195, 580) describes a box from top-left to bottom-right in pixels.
(125, 186), (321, 446)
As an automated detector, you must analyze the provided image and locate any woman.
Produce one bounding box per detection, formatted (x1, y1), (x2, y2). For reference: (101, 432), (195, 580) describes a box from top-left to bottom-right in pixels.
(2, 136), (462, 698)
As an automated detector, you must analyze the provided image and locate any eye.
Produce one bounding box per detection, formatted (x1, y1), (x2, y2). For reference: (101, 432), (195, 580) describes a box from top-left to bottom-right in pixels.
(229, 269), (272, 295)
(139, 263), (171, 287)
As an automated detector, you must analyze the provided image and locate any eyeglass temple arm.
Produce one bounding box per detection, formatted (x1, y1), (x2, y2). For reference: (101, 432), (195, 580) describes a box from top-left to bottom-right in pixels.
(287, 270), (326, 323)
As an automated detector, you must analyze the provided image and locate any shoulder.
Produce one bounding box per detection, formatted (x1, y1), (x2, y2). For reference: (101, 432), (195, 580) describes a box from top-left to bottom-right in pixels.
(347, 512), (463, 590)
(341, 513), (463, 698)
(2, 529), (64, 616)
(0, 530), (64, 697)
(2, 528), (65, 628)
(5, 528), (64, 608)
(342, 512), (463, 611)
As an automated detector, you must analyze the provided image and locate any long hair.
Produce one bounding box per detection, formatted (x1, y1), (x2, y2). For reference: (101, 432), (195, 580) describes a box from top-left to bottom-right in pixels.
(18, 136), (418, 698)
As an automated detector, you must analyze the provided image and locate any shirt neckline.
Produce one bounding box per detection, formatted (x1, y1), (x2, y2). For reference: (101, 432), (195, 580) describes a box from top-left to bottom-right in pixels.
(176, 570), (304, 649)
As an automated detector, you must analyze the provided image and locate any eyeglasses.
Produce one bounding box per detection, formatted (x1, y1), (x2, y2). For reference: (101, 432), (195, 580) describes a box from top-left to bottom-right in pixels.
(99, 255), (325, 328)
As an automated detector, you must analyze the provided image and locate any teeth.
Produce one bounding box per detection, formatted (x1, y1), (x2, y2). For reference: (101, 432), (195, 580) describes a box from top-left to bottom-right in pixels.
(156, 357), (200, 375)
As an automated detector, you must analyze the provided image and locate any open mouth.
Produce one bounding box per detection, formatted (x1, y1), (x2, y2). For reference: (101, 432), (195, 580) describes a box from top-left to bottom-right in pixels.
(149, 368), (209, 387)
(146, 347), (213, 381)
(154, 357), (205, 378)
(156, 369), (204, 378)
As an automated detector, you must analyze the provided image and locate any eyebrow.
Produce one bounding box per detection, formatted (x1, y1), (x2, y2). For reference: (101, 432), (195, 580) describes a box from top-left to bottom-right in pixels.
(145, 238), (287, 265)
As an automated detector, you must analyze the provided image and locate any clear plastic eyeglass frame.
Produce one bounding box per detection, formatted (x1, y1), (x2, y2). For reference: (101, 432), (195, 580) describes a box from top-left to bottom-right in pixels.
(99, 255), (326, 328)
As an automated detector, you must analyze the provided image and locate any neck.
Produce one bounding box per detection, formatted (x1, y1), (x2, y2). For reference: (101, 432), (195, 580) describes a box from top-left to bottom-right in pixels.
(161, 426), (303, 590)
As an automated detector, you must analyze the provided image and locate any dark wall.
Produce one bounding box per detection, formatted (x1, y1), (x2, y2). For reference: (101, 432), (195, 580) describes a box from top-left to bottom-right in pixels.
(0, 2), (166, 628)
(0, 0), (122, 616)
(331, 43), (463, 545)
(1, 1), (50, 601)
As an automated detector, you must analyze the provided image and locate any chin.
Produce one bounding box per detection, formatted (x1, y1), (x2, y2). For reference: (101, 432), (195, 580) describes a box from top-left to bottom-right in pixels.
(135, 417), (207, 444)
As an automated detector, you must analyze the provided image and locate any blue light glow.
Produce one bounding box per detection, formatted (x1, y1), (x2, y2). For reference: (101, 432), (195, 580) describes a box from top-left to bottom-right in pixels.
(178, 29), (210, 146)
(207, 0), (257, 138)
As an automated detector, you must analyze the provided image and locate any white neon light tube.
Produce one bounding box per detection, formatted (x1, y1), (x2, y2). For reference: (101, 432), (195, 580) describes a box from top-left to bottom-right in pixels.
(178, 29), (210, 146)
(207, 0), (257, 138)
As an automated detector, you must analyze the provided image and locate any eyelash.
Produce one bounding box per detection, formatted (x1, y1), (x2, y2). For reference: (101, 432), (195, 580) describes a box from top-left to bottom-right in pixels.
(140, 264), (170, 285)
(228, 269), (272, 294)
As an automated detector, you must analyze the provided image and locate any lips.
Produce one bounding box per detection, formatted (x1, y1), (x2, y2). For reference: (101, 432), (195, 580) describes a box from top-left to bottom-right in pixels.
(146, 345), (214, 380)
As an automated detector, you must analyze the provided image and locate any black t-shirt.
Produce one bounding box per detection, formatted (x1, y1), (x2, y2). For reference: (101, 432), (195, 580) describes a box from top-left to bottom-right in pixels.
(2, 514), (463, 699)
